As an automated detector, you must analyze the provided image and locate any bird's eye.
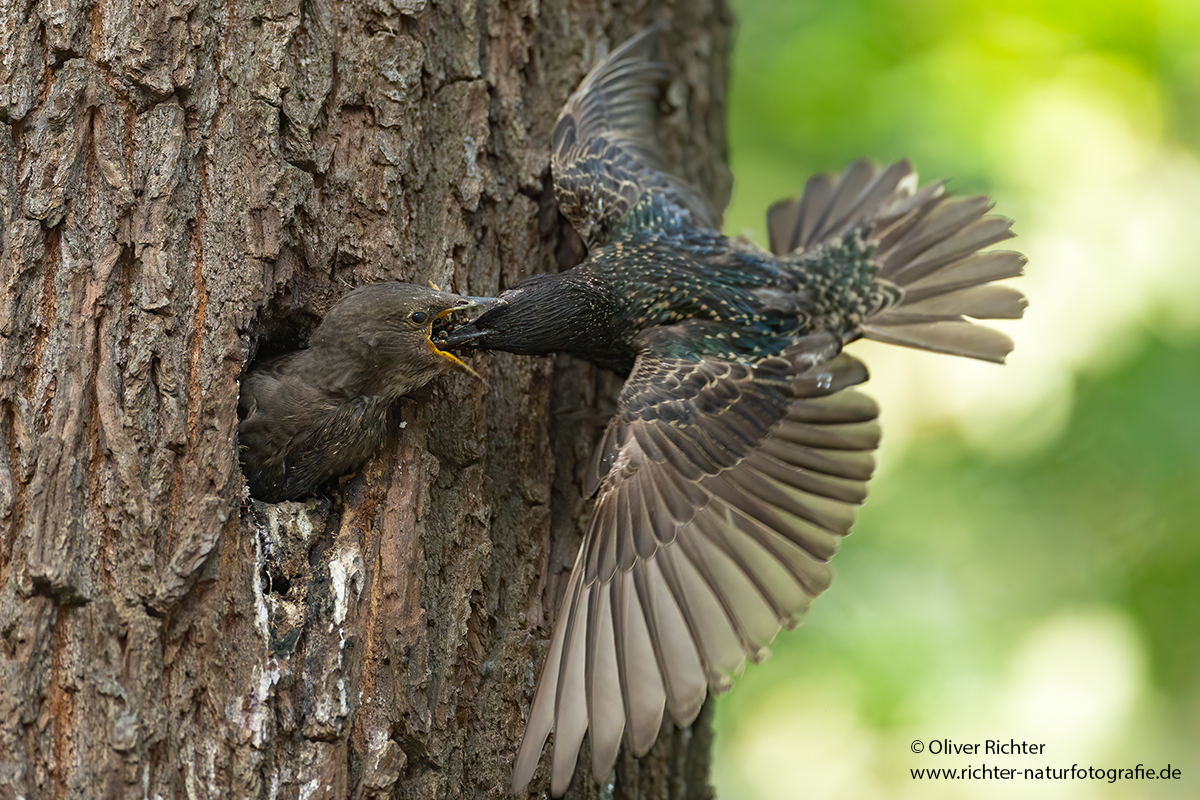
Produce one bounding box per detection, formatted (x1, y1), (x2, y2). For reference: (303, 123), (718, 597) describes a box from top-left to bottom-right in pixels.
(410, 311), (429, 325)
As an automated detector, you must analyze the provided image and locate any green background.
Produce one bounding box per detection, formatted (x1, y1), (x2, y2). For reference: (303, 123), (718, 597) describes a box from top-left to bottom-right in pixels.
(713, 1), (1200, 798)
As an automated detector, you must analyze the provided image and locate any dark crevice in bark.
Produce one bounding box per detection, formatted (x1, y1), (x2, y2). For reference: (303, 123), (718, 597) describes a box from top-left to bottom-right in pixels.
(241, 297), (322, 367)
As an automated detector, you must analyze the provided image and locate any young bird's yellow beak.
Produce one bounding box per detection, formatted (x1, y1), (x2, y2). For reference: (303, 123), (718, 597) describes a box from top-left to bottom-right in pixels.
(427, 295), (497, 383)
(426, 337), (484, 382)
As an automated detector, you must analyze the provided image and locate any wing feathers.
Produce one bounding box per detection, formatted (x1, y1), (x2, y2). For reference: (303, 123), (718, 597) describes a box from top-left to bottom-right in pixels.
(653, 548), (720, 710)
(553, 25), (718, 247)
(585, 586), (624, 781)
(792, 352), (871, 397)
(786, 389), (880, 424)
(881, 217), (1016, 284)
(879, 196), (994, 274)
(745, 450), (868, 504)
(627, 474), (660, 561)
(729, 511), (835, 599)
(724, 509), (829, 609)
(821, 160), (915, 241)
(550, 579), (590, 796)
(616, 570), (667, 756)
(759, 436), (876, 481)
(773, 418), (882, 451)
(637, 560), (708, 726)
(514, 331), (880, 794)
(667, 534), (747, 688)
(512, 554), (583, 795)
(699, 507), (804, 624)
(684, 511), (780, 657)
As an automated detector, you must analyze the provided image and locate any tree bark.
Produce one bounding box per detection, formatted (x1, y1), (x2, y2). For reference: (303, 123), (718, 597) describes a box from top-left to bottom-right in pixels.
(0, 0), (732, 797)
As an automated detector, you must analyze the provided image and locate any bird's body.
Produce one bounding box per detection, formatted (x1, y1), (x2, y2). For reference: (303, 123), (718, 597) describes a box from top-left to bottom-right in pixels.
(239, 282), (487, 503)
(500, 215), (891, 372)
(442, 26), (1025, 796)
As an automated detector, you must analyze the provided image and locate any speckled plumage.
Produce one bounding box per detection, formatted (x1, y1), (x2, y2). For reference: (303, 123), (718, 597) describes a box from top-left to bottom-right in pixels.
(442, 26), (1026, 796)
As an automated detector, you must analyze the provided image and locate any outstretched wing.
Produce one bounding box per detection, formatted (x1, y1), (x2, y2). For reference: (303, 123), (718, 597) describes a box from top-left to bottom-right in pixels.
(767, 160), (1027, 363)
(512, 325), (881, 795)
(552, 26), (719, 249)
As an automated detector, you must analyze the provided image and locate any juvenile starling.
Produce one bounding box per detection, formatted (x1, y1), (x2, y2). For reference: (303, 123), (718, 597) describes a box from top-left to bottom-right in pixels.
(443, 27), (1026, 795)
(239, 282), (489, 503)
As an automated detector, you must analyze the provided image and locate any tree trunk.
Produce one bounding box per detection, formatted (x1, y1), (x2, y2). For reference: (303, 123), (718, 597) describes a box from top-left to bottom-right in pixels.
(0, 0), (732, 797)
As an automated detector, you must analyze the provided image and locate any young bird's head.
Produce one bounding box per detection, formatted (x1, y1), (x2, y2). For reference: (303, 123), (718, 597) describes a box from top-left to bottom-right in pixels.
(310, 282), (494, 397)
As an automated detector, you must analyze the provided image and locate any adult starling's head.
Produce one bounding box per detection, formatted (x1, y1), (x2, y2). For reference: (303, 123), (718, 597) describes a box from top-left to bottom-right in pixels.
(438, 273), (631, 370)
(305, 282), (494, 398)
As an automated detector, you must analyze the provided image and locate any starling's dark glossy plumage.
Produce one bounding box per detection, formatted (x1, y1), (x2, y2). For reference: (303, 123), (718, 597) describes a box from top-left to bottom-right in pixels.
(239, 283), (487, 503)
(443, 27), (1026, 796)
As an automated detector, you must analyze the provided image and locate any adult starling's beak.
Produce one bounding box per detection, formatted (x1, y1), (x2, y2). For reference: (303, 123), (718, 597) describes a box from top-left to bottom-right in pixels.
(434, 295), (500, 320)
(427, 295), (498, 381)
(437, 325), (488, 348)
(438, 296), (507, 349)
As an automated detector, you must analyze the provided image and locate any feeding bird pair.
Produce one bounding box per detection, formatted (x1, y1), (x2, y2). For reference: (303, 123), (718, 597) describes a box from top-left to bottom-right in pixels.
(238, 24), (1025, 797)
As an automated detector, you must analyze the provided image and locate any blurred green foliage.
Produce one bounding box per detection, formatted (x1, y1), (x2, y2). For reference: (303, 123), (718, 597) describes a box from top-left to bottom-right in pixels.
(724, 0), (1199, 236)
(713, 1), (1200, 797)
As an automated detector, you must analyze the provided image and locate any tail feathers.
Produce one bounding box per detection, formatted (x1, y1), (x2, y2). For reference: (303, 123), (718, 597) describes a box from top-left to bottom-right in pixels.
(859, 320), (1017, 363)
(767, 160), (916, 255)
(768, 160), (1027, 364)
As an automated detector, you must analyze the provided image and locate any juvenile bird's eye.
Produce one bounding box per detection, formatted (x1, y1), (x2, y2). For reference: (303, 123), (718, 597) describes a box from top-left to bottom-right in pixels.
(410, 311), (429, 325)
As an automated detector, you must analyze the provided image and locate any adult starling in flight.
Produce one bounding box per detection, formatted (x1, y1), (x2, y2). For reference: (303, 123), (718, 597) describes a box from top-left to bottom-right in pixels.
(239, 282), (489, 503)
(442, 27), (1026, 796)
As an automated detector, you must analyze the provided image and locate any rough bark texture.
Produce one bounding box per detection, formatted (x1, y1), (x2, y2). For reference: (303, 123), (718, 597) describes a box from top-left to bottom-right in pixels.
(0, 0), (732, 798)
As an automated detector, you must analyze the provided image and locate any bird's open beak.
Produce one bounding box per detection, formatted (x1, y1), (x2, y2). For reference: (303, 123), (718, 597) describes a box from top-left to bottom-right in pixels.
(427, 339), (484, 382)
(428, 295), (500, 382)
(437, 295), (507, 348)
(434, 295), (500, 321)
